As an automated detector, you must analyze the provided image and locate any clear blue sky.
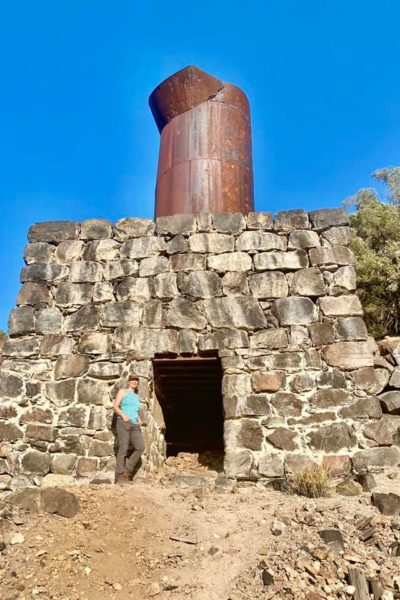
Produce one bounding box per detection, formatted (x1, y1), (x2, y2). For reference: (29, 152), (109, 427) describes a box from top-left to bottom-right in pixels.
(1, 1), (399, 330)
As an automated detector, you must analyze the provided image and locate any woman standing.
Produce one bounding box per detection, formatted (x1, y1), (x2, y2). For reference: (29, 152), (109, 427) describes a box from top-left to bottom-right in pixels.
(113, 375), (145, 483)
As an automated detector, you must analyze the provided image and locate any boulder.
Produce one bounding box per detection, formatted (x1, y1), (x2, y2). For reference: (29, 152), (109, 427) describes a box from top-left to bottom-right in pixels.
(224, 419), (264, 451)
(154, 273), (179, 299)
(288, 230), (320, 249)
(363, 417), (400, 445)
(78, 332), (111, 355)
(330, 266), (357, 293)
(308, 423), (356, 452)
(155, 214), (196, 235)
(0, 423), (23, 442)
(83, 239), (120, 261)
(336, 480), (363, 496)
(222, 272), (249, 296)
(51, 454), (77, 475)
(309, 246), (354, 266)
(87, 362), (121, 379)
(180, 271), (222, 298)
(103, 259), (138, 280)
(170, 253), (206, 271)
(290, 267), (325, 296)
(28, 221), (80, 243)
(250, 328), (288, 349)
(322, 455), (351, 477)
(222, 374), (252, 397)
(55, 283), (93, 307)
(35, 308), (62, 334)
(308, 208), (349, 229)
(115, 277), (152, 301)
(77, 378), (111, 405)
(113, 327), (179, 356)
(75, 457), (98, 477)
(55, 355), (89, 380)
(371, 492), (400, 516)
(199, 329), (249, 350)
(224, 449), (252, 478)
(309, 322), (335, 346)
(334, 317), (368, 341)
(24, 242), (55, 264)
(259, 454), (284, 477)
(41, 488), (80, 518)
(58, 406), (88, 427)
(40, 335), (74, 357)
(142, 299), (164, 328)
(378, 337), (400, 365)
(17, 282), (51, 305)
(20, 407), (53, 424)
(236, 231), (287, 251)
(113, 217), (155, 241)
(267, 428), (298, 451)
(321, 226), (351, 246)
(0, 373), (23, 398)
(379, 391), (400, 415)
(166, 235), (189, 254)
(248, 272), (288, 298)
(246, 212), (273, 230)
(352, 447), (400, 472)
(272, 297), (318, 325)
(189, 233), (234, 253)
(121, 237), (166, 259)
(270, 392), (303, 416)
(55, 240), (85, 263)
(65, 305), (100, 332)
(45, 379), (76, 407)
(166, 298), (207, 330)
(274, 209), (309, 231)
(139, 256), (169, 277)
(254, 250), (308, 271)
(80, 219), (113, 240)
(2, 337), (39, 357)
(21, 263), (67, 282)
(251, 371), (285, 392)
(25, 424), (57, 442)
(100, 301), (141, 328)
(207, 252), (252, 272)
(351, 366), (388, 394)
(224, 395), (271, 418)
(323, 342), (373, 369)
(319, 296), (363, 317)
(202, 297), (267, 329)
(213, 212), (245, 234)
(93, 282), (114, 303)
(69, 261), (102, 283)
(8, 306), (35, 336)
(21, 450), (51, 475)
(341, 397), (382, 419)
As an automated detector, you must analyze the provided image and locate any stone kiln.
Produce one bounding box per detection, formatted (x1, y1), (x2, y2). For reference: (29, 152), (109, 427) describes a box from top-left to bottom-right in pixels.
(1, 66), (399, 488)
(1, 208), (399, 487)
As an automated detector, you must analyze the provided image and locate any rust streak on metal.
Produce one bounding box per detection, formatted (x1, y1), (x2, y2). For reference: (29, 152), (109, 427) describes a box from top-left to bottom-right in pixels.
(149, 65), (254, 217)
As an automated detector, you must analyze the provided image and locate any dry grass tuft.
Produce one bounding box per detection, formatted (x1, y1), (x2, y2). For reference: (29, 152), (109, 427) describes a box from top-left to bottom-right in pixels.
(290, 463), (333, 498)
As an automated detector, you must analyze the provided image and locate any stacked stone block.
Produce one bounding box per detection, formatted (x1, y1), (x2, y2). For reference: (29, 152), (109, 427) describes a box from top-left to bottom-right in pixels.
(0, 208), (399, 488)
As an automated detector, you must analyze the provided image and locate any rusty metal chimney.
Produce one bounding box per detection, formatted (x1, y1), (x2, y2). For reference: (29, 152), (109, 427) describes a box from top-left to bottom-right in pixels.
(149, 66), (254, 218)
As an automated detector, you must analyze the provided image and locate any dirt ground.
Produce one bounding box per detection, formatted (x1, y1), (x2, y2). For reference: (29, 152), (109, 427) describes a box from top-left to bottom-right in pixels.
(1, 457), (399, 600)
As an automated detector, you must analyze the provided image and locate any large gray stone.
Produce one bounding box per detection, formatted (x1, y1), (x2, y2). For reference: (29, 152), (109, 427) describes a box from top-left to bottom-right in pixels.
(55, 283), (93, 307)
(224, 394), (272, 418)
(35, 308), (62, 334)
(213, 212), (245, 234)
(334, 317), (368, 340)
(142, 299), (164, 328)
(93, 282), (114, 303)
(379, 338), (400, 366)
(224, 449), (253, 478)
(267, 428), (298, 451)
(352, 447), (400, 472)
(0, 423), (23, 442)
(41, 488), (80, 518)
(165, 234), (189, 255)
(188, 233), (234, 253)
(254, 250), (308, 271)
(246, 212), (273, 230)
(19, 407), (53, 424)
(198, 329), (249, 351)
(115, 277), (152, 301)
(321, 226), (351, 246)
(268, 352), (303, 370)
(319, 295), (363, 317)
(51, 454), (77, 475)
(202, 297), (267, 329)
(310, 388), (352, 408)
(224, 419), (263, 451)
(309, 322), (335, 346)
(169, 253), (206, 271)
(45, 379), (76, 407)
(40, 335), (74, 357)
(100, 301), (141, 328)
(379, 391), (400, 415)
(139, 256), (169, 277)
(351, 366), (388, 394)
(88, 406), (107, 429)
(330, 266), (357, 294)
(341, 397), (382, 419)
(103, 259), (138, 280)
(389, 367), (400, 388)
(24, 242), (55, 264)
(28, 221), (80, 243)
(55, 355), (89, 380)
(166, 298), (207, 330)
(309, 246), (354, 266)
(2, 337), (39, 357)
(236, 231), (287, 252)
(248, 272), (288, 298)
(274, 209), (310, 231)
(17, 283), (51, 306)
(371, 492), (400, 516)
(88, 362), (121, 379)
(363, 417), (400, 445)
(290, 267), (325, 296)
(250, 328), (288, 349)
(156, 214), (196, 235)
(8, 306), (35, 336)
(113, 327), (179, 356)
(178, 330), (197, 354)
(80, 219), (112, 240)
(309, 208), (349, 230)
(323, 342), (373, 369)
(25, 424), (57, 442)
(154, 273), (179, 299)
(83, 239), (119, 261)
(121, 237), (166, 259)
(251, 371), (285, 392)
(114, 217), (155, 241)
(272, 297), (318, 325)
(288, 230), (320, 249)
(0, 373), (23, 398)
(21, 450), (51, 475)
(222, 374), (252, 397)
(58, 406), (89, 427)
(21, 263), (67, 283)
(55, 240), (84, 263)
(309, 423), (356, 452)
(222, 272), (249, 296)
(270, 392), (303, 416)
(181, 271), (222, 298)
(78, 332), (111, 355)
(258, 454), (284, 477)
(65, 305), (100, 332)
(207, 252), (252, 272)
(77, 378), (110, 406)
(69, 261), (102, 283)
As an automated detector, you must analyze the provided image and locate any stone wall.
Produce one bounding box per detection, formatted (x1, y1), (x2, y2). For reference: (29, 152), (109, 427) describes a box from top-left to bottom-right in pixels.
(1, 208), (399, 489)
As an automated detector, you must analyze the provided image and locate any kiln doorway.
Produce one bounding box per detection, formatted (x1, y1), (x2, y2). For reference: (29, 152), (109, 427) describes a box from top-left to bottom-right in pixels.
(153, 356), (224, 458)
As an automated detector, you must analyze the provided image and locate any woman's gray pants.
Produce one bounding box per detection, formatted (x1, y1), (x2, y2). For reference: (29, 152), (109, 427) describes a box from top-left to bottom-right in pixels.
(115, 419), (145, 476)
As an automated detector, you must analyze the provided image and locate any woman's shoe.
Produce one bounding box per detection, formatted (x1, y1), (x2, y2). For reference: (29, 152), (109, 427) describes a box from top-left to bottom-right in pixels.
(116, 469), (130, 484)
